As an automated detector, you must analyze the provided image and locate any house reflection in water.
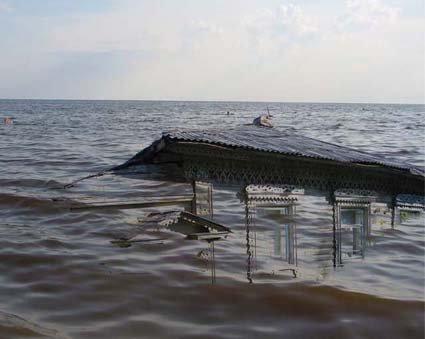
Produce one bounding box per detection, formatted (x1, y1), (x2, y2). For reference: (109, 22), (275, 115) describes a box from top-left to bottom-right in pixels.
(242, 185), (381, 280)
(330, 190), (376, 267)
(243, 185), (300, 281)
(395, 194), (425, 224)
(188, 183), (424, 283)
(97, 178), (423, 284)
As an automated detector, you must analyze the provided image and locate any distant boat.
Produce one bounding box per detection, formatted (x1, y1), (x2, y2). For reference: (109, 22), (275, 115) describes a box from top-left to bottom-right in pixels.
(253, 114), (273, 127)
(253, 107), (273, 127)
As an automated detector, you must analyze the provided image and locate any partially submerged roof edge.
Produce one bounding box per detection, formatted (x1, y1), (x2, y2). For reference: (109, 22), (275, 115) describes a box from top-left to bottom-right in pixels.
(110, 128), (424, 178)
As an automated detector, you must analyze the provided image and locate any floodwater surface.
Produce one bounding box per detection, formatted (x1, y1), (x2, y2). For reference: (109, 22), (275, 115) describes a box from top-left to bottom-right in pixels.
(0, 100), (424, 338)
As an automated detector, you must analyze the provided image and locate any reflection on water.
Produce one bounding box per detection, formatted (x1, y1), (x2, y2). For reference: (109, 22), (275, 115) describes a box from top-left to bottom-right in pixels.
(243, 185), (299, 281)
(188, 184), (424, 291)
(332, 192), (372, 266)
(399, 209), (422, 223)
(335, 207), (366, 265)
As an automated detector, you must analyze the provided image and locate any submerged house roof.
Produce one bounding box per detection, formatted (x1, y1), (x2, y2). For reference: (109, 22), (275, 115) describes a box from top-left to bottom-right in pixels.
(171, 128), (424, 174)
(112, 126), (424, 194)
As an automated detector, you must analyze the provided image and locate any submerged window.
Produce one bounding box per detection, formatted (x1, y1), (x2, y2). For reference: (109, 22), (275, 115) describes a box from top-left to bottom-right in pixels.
(272, 223), (297, 264)
(340, 208), (365, 258)
(334, 204), (370, 266)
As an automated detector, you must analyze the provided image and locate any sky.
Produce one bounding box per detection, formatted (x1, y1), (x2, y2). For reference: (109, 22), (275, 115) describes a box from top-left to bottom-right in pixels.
(0, 0), (423, 103)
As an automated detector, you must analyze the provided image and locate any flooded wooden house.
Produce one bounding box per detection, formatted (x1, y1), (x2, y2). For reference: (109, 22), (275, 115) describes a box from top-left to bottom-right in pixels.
(70, 126), (425, 281)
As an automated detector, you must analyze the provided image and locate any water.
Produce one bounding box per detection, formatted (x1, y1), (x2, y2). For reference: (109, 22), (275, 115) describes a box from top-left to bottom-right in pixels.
(0, 100), (424, 338)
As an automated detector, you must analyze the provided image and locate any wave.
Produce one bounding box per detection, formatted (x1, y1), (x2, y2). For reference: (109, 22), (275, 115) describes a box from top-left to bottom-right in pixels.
(0, 310), (65, 338)
(0, 178), (66, 189)
(0, 193), (65, 213)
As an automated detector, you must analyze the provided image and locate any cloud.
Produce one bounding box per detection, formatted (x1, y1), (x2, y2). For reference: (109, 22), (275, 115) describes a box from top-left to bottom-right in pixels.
(190, 20), (223, 35)
(243, 4), (319, 42)
(240, 3), (320, 60)
(278, 4), (319, 36)
(338, 0), (400, 31)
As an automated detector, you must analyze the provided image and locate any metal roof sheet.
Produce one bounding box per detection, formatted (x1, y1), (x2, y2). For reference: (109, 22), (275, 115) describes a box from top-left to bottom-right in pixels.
(162, 126), (424, 177)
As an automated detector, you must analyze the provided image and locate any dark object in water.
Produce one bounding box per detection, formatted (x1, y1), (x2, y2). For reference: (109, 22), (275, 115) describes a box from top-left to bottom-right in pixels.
(111, 126), (424, 195)
(111, 238), (166, 248)
(253, 114), (273, 127)
(279, 268), (297, 278)
(3, 117), (13, 125)
(70, 196), (193, 211)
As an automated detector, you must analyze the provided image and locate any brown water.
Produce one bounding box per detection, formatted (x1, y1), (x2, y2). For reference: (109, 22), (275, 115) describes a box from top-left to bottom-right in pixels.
(0, 100), (424, 338)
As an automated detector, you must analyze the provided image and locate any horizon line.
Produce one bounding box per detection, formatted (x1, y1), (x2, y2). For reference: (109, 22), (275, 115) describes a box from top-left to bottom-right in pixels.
(0, 98), (424, 105)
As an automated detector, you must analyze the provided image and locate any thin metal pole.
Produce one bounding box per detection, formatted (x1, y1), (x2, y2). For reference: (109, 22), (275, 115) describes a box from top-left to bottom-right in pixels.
(192, 180), (197, 215)
(390, 196), (396, 229)
(245, 200), (253, 284)
(210, 184), (214, 220)
(212, 241), (216, 283)
(331, 191), (337, 268)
